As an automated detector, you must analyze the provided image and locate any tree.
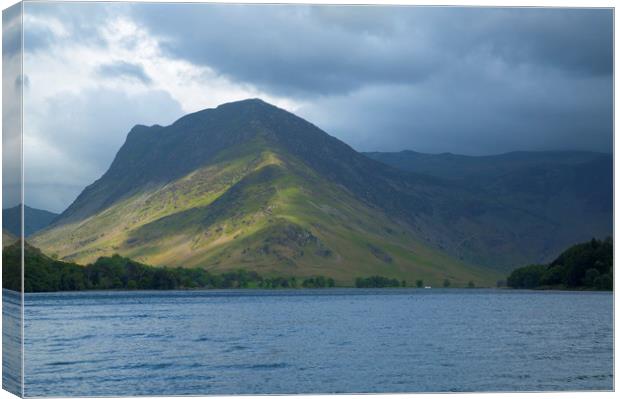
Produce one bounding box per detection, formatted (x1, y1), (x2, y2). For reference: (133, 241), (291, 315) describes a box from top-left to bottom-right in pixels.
(416, 280), (423, 288)
(595, 274), (613, 290)
(467, 281), (475, 288)
(506, 237), (612, 290)
(507, 264), (547, 289)
(355, 276), (401, 288)
(443, 279), (451, 288)
(583, 268), (600, 287)
(541, 264), (564, 286)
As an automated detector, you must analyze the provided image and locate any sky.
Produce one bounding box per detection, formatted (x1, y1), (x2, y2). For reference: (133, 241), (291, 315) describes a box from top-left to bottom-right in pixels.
(2, 2), (614, 212)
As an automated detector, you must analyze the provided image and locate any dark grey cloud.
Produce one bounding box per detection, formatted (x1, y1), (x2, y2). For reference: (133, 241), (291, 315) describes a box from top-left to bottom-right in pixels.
(131, 5), (612, 97)
(132, 4), (437, 97)
(97, 61), (152, 84)
(127, 4), (613, 155)
(297, 71), (612, 155)
(415, 8), (612, 77)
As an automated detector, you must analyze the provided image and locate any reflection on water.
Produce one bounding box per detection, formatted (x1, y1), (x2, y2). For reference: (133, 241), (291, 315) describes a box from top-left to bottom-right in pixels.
(7, 288), (614, 396)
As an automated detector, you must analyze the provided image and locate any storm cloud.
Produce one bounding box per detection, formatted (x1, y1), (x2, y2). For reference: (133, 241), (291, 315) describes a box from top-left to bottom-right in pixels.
(133, 5), (612, 96)
(8, 2), (614, 212)
(130, 4), (612, 154)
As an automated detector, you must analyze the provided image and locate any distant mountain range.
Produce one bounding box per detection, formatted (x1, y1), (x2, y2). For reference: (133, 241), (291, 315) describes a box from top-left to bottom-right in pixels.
(3, 205), (59, 237)
(365, 149), (612, 264)
(30, 99), (612, 285)
(364, 150), (611, 183)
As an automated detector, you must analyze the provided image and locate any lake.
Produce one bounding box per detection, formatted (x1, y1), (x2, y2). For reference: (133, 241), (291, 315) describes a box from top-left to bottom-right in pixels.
(3, 288), (614, 396)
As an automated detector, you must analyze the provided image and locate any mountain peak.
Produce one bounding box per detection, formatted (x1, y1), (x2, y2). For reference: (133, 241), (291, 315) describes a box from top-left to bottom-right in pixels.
(217, 98), (270, 108)
(56, 98), (323, 223)
(215, 98), (295, 118)
(168, 98), (286, 131)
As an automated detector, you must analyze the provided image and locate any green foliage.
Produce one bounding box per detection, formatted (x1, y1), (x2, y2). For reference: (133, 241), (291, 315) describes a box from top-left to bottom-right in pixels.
(416, 279), (424, 288)
(2, 242), (342, 292)
(506, 264), (547, 289)
(443, 279), (451, 288)
(583, 268), (600, 287)
(467, 281), (476, 288)
(594, 273), (613, 290)
(355, 275), (401, 288)
(507, 238), (613, 290)
(3, 241), (89, 292)
(301, 276), (335, 288)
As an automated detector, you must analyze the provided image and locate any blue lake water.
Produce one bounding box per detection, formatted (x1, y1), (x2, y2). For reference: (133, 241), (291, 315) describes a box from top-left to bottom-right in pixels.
(4, 288), (614, 396)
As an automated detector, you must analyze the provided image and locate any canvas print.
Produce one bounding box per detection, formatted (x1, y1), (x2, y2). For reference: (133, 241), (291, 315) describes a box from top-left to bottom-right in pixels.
(1, 1), (614, 397)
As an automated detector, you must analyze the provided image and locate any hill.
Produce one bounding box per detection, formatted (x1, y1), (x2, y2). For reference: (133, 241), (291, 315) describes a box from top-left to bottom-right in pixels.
(32, 99), (503, 286)
(31, 99), (611, 281)
(3, 205), (59, 237)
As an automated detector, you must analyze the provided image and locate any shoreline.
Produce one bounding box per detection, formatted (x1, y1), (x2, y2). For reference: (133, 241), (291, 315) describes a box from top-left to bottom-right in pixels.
(3, 286), (612, 295)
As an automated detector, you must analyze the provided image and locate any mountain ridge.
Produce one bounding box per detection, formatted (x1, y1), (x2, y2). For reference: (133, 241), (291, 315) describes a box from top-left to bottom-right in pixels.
(364, 149), (611, 181)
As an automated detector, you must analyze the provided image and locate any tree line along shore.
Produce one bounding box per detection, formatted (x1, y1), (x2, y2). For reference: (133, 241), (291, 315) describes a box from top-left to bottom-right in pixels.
(2, 238), (612, 293)
(506, 237), (612, 291)
(2, 242), (455, 292)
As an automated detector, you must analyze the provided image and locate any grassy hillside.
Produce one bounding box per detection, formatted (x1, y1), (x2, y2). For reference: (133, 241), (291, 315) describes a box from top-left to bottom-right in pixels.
(33, 138), (499, 287)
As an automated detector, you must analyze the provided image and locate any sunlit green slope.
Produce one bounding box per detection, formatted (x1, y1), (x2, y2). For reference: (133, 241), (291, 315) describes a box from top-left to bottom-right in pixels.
(33, 136), (497, 286)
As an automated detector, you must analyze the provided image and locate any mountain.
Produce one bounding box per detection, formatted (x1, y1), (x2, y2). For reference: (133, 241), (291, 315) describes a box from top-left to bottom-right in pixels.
(31, 99), (610, 282)
(31, 99), (501, 285)
(3, 205), (59, 237)
(364, 150), (613, 265)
